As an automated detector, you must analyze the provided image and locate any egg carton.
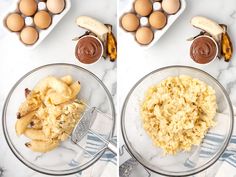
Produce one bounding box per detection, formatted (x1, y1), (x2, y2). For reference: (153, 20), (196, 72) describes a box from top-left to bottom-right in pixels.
(3, 0), (71, 49)
(119, 0), (186, 49)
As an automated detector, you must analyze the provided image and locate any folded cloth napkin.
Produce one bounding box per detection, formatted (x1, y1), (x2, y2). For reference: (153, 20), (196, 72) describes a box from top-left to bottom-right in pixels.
(186, 106), (236, 177)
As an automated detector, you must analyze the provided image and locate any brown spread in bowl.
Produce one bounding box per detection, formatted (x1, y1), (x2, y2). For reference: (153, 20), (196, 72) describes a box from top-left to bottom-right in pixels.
(190, 36), (218, 64)
(75, 36), (103, 64)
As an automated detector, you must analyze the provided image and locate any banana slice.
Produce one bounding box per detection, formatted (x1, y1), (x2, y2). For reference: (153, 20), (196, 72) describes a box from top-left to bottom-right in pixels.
(76, 16), (109, 41)
(191, 16), (224, 41)
(25, 140), (59, 152)
(24, 128), (47, 141)
(15, 111), (36, 135)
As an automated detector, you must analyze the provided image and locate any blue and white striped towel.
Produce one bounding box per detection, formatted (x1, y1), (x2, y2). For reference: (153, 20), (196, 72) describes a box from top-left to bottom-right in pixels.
(71, 133), (117, 177)
(79, 133), (117, 177)
(186, 106), (236, 177)
(69, 132), (117, 177)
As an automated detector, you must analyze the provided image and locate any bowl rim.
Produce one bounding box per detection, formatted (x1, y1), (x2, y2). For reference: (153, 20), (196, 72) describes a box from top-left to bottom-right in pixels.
(121, 65), (234, 177)
(2, 63), (116, 176)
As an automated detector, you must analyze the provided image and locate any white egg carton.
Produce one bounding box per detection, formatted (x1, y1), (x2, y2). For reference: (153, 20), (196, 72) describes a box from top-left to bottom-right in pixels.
(3, 0), (71, 49)
(119, 0), (186, 49)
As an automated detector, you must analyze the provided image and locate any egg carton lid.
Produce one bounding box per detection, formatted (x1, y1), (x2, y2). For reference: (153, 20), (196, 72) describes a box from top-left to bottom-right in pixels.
(3, 0), (71, 50)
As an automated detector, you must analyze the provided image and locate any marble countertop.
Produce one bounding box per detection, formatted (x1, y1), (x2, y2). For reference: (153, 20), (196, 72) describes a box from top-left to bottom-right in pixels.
(118, 0), (236, 176)
(0, 0), (116, 176)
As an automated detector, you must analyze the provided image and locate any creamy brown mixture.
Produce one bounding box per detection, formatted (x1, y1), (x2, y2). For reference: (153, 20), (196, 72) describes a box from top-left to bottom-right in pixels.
(190, 36), (217, 64)
(76, 36), (103, 64)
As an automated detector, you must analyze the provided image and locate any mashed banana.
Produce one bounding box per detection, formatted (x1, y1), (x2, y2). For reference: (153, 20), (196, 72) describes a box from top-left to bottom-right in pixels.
(141, 75), (217, 155)
(36, 101), (85, 141)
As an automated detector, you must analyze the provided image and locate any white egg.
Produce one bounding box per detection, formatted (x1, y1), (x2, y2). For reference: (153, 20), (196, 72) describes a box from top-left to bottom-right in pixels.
(162, 0), (180, 14)
(47, 0), (65, 14)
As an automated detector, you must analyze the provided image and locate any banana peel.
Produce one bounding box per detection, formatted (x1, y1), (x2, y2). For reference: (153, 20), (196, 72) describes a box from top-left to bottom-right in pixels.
(221, 25), (233, 62)
(106, 25), (117, 62)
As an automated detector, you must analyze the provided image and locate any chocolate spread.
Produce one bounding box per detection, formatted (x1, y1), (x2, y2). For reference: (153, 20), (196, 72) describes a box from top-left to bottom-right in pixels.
(76, 36), (103, 64)
(190, 36), (217, 64)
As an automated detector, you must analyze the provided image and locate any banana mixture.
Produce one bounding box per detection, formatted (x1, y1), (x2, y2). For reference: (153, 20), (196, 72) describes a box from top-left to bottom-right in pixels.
(141, 75), (217, 155)
(15, 75), (85, 152)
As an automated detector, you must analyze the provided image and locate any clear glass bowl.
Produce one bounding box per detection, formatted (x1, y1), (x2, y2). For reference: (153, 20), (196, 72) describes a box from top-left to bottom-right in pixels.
(121, 66), (234, 176)
(2, 63), (116, 175)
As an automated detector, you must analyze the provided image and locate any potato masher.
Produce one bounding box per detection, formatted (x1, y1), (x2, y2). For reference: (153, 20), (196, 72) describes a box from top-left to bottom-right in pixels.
(71, 102), (117, 155)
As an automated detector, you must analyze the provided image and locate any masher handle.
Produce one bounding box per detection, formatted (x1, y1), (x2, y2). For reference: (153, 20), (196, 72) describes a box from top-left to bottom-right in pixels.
(89, 130), (117, 155)
(107, 141), (117, 155)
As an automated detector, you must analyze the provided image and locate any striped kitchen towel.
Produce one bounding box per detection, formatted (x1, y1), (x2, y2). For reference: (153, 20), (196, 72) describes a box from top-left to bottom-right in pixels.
(69, 132), (117, 177)
(80, 132), (117, 177)
(185, 107), (236, 177)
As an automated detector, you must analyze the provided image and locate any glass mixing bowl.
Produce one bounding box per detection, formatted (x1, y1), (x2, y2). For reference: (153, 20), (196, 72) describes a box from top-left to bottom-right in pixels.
(2, 63), (116, 175)
(121, 66), (234, 176)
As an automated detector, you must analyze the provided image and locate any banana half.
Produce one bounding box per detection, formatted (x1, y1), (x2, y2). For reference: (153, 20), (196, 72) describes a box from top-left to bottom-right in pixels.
(191, 16), (224, 41)
(76, 16), (109, 41)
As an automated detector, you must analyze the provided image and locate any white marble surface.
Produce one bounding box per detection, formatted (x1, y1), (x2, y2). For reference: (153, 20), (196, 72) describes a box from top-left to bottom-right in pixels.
(0, 0), (117, 176)
(118, 0), (236, 176)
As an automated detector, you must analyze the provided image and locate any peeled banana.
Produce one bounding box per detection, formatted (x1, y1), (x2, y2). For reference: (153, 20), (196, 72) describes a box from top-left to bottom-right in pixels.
(76, 16), (109, 41)
(25, 140), (59, 152)
(191, 16), (224, 41)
